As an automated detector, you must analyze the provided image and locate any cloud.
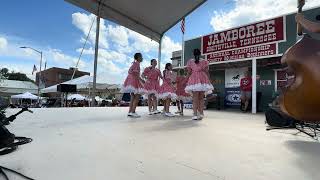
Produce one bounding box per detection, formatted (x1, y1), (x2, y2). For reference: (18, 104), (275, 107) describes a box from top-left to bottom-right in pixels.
(99, 60), (123, 74)
(48, 48), (87, 69)
(128, 30), (159, 53)
(0, 35), (41, 61)
(0, 36), (8, 50)
(76, 47), (95, 55)
(210, 0), (320, 31)
(107, 25), (129, 47)
(98, 49), (129, 63)
(161, 36), (181, 63)
(72, 12), (109, 49)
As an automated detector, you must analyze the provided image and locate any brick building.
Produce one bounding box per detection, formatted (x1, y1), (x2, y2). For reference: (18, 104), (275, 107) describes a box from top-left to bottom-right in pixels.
(36, 67), (90, 88)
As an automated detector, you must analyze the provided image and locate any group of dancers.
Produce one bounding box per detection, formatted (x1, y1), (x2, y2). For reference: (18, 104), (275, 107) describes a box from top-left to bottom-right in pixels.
(121, 49), (213, 120)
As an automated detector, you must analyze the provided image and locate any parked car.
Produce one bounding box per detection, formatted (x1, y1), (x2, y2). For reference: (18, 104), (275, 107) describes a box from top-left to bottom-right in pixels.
(119, 100), (130, 107)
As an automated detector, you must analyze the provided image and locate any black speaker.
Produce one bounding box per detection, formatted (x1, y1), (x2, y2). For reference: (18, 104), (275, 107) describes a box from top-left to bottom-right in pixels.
(265, 108), (296, 127)
(57, 84), (77, 93)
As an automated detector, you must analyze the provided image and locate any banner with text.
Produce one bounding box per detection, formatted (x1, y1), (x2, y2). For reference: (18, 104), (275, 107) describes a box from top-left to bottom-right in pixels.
(206, 43), (277, 63)
(202, 16), (285, 55)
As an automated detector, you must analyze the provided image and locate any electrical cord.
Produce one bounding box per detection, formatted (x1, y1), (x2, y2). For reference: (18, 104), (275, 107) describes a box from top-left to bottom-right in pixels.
(0, 166), (35, 180)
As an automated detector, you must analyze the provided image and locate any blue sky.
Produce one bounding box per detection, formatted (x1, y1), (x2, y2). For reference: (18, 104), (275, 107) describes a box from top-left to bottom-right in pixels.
(0, 0), (319, 84)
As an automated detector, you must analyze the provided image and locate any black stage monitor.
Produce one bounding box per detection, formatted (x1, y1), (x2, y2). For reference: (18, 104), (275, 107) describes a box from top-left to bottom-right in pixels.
(57, 84), (77, 93)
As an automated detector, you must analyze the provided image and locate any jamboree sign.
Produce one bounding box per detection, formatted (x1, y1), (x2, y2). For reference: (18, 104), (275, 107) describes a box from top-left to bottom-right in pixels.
(202, 16), (285, 62)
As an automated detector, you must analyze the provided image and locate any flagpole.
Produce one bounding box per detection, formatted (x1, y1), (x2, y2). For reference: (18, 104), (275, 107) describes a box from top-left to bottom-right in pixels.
(181, 31), (185, 67)
(181, 18), (185, 67)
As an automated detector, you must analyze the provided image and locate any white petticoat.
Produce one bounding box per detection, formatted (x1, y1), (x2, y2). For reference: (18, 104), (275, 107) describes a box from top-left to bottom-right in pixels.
(185, 83), (214, 94)
(157, 92), (177, 101)
(120, 85), (145, 95)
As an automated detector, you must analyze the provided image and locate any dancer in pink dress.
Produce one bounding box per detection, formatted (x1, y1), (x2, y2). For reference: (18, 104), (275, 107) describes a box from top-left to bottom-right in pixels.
(185, 49), (213, 120)
(142, 59), (162, 115)
(175, 69), (191, 116)
(158, 63), (177, 117)
(121, 53), (145, 118)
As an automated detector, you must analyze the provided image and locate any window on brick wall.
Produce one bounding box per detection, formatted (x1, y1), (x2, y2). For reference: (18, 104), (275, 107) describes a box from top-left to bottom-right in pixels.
(276, 69), (287, 91)
(58, 74), (72, 81)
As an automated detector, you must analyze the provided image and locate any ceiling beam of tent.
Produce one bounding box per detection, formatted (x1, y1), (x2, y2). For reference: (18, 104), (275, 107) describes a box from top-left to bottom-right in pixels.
(97, 0), (162, 41)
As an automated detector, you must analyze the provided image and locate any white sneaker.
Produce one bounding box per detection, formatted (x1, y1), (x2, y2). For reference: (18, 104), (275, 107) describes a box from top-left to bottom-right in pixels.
(165, 112), (175, 117)
(153, 110), (161, 114)
(127, 112), (133, 116)
(192, 116), (198, 120)
(198, 114), (204, 120)
(148, 111), (153, 115)
(131, 113), (141, 118)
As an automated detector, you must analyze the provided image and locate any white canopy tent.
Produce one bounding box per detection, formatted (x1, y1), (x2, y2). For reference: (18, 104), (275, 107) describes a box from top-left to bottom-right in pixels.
(67, 94), (86, 101)
(65, 0), (207, 106)
(11, 92), (39, 100)
(65, 0), (206, 43)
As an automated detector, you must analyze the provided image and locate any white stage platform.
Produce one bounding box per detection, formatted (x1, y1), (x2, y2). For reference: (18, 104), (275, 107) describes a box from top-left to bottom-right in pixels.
(1, 107), (319, 180)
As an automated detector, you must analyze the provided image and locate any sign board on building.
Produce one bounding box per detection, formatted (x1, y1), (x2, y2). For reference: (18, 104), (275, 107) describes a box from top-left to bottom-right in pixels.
(207, 43), (277, 63)
(260, 80), (272, 86)
(224, 67), (247, 107)
(202, 16), (285, 63)
(225, 88), (241, 106)
(225, 67), (247, 88)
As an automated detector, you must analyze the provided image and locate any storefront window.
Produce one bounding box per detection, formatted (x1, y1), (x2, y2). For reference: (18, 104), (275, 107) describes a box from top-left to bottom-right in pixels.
(275, 68), (295, 92)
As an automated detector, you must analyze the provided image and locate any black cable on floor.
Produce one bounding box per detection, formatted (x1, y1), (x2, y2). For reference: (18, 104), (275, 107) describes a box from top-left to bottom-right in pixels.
(0, 166), (35, 180)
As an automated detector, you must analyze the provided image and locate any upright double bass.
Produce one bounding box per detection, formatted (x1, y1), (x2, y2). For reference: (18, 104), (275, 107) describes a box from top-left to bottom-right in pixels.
(280, 0), (320, 122)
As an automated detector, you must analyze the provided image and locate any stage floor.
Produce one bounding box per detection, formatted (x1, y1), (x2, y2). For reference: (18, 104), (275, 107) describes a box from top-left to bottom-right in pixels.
(1, 107), (319, 180)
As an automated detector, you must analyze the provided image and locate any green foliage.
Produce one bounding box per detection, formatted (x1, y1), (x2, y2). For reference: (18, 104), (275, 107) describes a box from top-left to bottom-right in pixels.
(107, 94), (115, 99)
(0, 68), (9, 78)
(0, 68), (34, 83)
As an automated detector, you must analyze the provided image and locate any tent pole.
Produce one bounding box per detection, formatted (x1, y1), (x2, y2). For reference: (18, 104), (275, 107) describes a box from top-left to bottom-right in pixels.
(157, 36), (163, 108)
(92, 3), (101, 107)
(158, 36), (163, 70)
(252, 58), (257, 114)
(88, 87), (91, 107)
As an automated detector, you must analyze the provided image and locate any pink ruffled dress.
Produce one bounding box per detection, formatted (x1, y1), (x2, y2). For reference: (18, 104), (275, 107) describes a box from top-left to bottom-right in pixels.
(158, 70), (177, 100)
(185, 59), (213, 93)
(176, 76), (191, 102)
(142, 66), (161, 95)
(121, 60), (144, 94)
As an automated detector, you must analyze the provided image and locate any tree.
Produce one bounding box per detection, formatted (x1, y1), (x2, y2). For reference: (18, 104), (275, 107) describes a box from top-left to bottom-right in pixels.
(0, 68), (9, 78)
(0, 68), (34, 83)
(7, 72), (33, 82)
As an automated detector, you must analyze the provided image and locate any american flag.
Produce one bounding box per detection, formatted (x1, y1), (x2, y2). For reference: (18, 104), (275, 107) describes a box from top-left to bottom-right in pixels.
(32, 65), (37, 75)
(181, 18), (185, 34)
